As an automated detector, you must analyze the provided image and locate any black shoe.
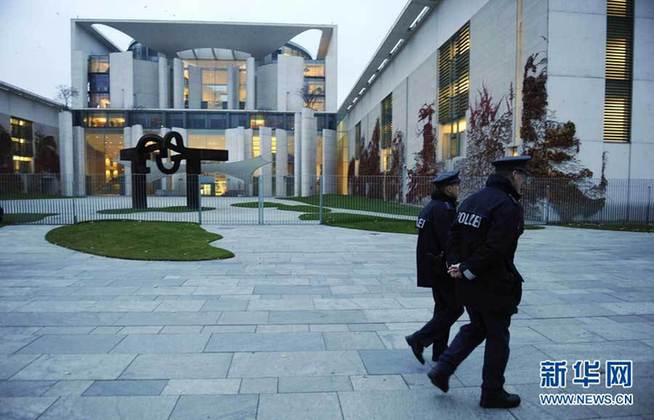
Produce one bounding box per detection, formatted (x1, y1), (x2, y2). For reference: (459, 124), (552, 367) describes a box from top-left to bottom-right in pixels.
(480, 389), (521, 409)
(405, 334), (425, 365)
(427, 366), (449, 393)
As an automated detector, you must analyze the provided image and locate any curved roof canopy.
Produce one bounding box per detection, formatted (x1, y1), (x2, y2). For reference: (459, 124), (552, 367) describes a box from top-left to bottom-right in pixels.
(75, 19), (334, 59)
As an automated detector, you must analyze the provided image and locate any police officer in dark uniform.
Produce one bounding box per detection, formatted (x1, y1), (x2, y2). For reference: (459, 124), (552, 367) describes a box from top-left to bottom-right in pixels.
(405, 170), (464, 364)
(427, 156), (531, 409)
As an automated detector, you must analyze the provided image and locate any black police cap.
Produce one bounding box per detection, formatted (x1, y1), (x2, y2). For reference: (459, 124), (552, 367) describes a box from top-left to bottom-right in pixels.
(432, 170), (461, 185)
(491, 156), (532, 173)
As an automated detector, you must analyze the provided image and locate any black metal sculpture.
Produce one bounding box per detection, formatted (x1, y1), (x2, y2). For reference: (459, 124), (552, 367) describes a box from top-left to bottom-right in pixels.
(120, 131), (228, 210)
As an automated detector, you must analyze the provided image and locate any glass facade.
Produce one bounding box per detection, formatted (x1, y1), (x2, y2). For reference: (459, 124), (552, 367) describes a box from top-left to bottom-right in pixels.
(85, 131), (124, 194)
(381, 93), (393, 148)
(440, 118), (466, 160)
(304, 61), (326, 111)
(438, 22), (470, 124)
(184, 59), (247, 110)
(10, 117), (33, 173)
(88, 56), (110, 108)
(73, 110), (336, 132)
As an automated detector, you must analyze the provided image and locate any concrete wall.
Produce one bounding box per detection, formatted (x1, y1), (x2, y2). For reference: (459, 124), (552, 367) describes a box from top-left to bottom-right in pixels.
(134, 59), (159, 108)
(58, 112), (73, 195)
(246, 57), (256, 110)
(188, 66), (202, 109)
(173, 58), (185, 109)
(324, 28), (338, 113)
(0, 89), (60, 128)
(256, 63), (277, 110)
(158, 57), (169, 109)
(109, 52), (134, 109)
(277, 56), (305, 112)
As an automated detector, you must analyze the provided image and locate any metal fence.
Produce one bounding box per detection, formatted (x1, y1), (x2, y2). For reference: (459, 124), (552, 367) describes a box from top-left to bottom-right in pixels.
(1, 173), (653, 226)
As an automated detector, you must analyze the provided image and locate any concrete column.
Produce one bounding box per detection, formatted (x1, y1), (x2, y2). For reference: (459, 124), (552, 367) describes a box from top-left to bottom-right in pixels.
(227, 67), (239, 110)
(173, 58), (184, 109)
(246, 57), (256, 110)
(122, 126), (132, 196)
(72, 126), (86, 196)
(275, 129), (288, 196)
(244, 128), (254, 195)
(188, 66), (202, 109)
(171, 127), (187, 194)
(260, 127), (273, 197)
(324, 27), (338, 112)
(293, 111), (302, 196)
(322, 128), (337, 194)
(225, 127), (245, 193)
(58, 111), (74, 196)
(158, 57), (169, 109)
(301, 108), (316, 197)
(159, 127), (170, 192)
(71, 50), (88, 108)
(109, 52), (134, 109)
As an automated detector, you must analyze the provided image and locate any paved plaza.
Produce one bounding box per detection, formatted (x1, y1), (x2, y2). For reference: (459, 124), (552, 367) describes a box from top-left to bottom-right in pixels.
(0, 224), (653, 419)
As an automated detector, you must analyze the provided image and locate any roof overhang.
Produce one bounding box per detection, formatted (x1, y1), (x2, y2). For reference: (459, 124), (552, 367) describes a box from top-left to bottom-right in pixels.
(338, 0), (439, 118)
(74, 19), (335, 60)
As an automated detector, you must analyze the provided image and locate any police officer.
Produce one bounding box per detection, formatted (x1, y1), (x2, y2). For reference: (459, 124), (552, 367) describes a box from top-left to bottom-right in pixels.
(427, 156), (531, 409)
(405, 170), (464, 364)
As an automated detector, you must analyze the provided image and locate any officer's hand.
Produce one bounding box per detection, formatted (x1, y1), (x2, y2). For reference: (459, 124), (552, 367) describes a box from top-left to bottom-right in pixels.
(448, 263), (463, 279)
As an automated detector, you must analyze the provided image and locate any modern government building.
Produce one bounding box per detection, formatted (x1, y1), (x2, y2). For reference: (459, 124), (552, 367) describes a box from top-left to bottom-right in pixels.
(1, 0), (653, 202)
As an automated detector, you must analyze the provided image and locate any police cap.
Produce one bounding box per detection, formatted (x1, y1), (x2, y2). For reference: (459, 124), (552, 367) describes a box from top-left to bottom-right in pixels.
(491, 156), (532, 174)
(432, 170), (461, 186)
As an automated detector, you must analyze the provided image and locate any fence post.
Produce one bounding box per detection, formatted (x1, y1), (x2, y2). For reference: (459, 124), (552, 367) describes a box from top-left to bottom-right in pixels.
(319, 175), (324, 225)
(543, 184), (550, 225)
(258, 175), (264, 225)
(647, 186), (652, 225)
(197, 177), (203, 225)
(72, 195), (78, 224)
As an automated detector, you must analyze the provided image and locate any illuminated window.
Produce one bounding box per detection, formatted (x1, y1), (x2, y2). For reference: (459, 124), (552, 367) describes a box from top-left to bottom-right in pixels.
(438, 22), (470, 124)
(304, 63), (325, 78)
(10, 117), (33, 173)
(84, 131), (124, 194)
(440, 118), (466, 160)
(381, 93), (393, 148)
(603, 0), (633, 142)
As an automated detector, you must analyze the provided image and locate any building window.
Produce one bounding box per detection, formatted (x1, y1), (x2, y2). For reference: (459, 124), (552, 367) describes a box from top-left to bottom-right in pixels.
(84, 131), (124, 194)
(354, 122), (362, 159)
(10, 117), (33, 173)
(438, 22), (470, 125)
(604, 0), (634, 142)
(381, 93), (393, 148)
(304, 61), (326, 111)
(88, 55), (110, 108)
(440, 118), (466, 160)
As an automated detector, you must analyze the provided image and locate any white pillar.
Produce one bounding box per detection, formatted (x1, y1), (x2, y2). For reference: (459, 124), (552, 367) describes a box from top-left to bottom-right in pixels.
(171, 127), (187, 195)
(322, 128), (337, 194)
(260, 127), (273, 197)
(159, 127), (170, 192)
(188, 66), (202, 109)
(301, 108), (316, 197)
(158, 56), (169, 108)
(246, 57), (256, 110)
(293, 111), (302, 196)
(244, 128), (254, 195)
(72, 126), (86, 196)
(58, 111), (74, 196)
(275, 129), (288, 196)
(225, 127), (245, 193)
(122, 126), (132, 196)
(227, 66), (239, 110)
(173, 58), (184, 109)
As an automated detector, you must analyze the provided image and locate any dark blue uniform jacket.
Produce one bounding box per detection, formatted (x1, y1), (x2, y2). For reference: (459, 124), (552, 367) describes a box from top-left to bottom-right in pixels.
(447, 174), (525, 314)
(416, 192), (457, 290)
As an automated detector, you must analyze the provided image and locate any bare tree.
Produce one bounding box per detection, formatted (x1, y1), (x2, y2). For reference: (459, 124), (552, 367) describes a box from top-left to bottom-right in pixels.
(55, 85), (79, 108)
(298, 86), (323, 111)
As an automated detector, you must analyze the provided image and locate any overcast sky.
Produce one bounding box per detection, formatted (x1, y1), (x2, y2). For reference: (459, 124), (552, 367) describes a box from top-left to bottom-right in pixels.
(0, 0), (407, 108)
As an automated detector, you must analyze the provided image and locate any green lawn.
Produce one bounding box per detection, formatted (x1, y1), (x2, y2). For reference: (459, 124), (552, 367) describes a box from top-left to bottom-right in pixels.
(0, 213), (56, 227)
(555, 222), (653, 233)
(287, 194), (421, 216)
(231, 201), (329, 213)
(300, 212), (417, 234)
(45, 220), (234, 261)
(97, 206), (215, 215)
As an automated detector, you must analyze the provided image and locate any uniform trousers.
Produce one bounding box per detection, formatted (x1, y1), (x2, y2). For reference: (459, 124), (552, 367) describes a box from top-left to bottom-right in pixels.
(413, 287), (464, 361)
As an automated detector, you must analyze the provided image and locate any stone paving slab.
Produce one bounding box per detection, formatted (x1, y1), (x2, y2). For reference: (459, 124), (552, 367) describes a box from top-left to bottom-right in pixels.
(1, 224), (653, 419)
